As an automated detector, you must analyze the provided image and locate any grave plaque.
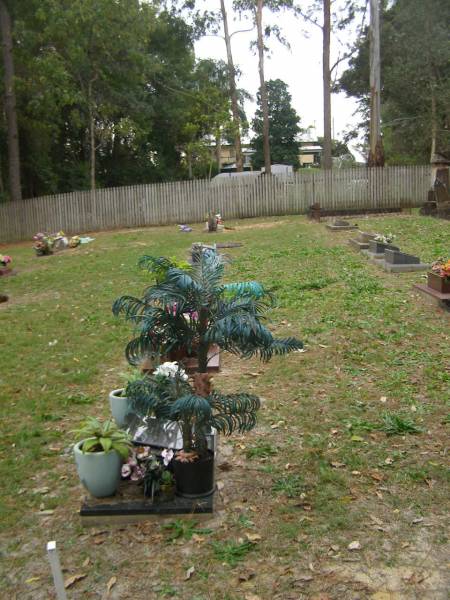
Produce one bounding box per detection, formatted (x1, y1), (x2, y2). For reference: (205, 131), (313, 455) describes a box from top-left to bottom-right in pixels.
(368, 240), (400, 255)
(384, 250), (420, 265)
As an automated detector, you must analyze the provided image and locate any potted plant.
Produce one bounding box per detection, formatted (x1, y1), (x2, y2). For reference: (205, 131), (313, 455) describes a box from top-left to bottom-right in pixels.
(428, 258), (450, 293)
(113, 249), (303, 497)
(109, 367), (143, 427)
(73, 417), (132, 498)
(125, 360), (259, 497)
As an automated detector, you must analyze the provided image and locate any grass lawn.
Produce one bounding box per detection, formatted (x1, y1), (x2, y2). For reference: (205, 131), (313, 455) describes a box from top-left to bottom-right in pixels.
(0, 213), (449, 599)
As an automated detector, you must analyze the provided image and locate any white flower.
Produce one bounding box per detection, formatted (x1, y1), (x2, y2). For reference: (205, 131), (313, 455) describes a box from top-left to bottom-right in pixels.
(153, 361), (188, 381)
(121, 464), (132, 478)
(161, 448), (174, 466)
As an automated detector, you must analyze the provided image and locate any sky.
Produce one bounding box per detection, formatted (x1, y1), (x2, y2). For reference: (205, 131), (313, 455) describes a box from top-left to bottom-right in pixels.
(194, 1), (365, 158)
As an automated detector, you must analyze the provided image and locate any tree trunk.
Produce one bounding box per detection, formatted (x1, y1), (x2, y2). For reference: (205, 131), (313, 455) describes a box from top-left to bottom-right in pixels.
(220, 0), (244, 172)
(430, 83), (436, 162)
(0, 0), (22, 201)
(322, 0), (332, 170)
(368, 0), (384, 167)
(255, 0), (271, 175)
(89, 112), (96, 190)
(187, 152), (193, 179)
(215, 130), (222, 173)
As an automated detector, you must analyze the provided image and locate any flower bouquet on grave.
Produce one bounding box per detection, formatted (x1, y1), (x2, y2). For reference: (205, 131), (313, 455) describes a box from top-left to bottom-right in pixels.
(374, 233), (395, 245)
(33, 232), (55, 256)
(0, 255), (13, 276)
(121, 445), (175, 501)
(428, 258), (450, 293)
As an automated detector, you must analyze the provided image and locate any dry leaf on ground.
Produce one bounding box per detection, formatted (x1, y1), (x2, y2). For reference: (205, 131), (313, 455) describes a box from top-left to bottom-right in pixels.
(106, 576), (117, 592)
(64, 573), (87, 589)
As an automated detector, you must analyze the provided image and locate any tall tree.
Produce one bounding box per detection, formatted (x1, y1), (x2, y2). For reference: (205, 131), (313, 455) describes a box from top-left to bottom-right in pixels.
(367, 0), (384, 166)
(255, 0), (271, 174)
(252, 78), (301, 169)
(220, 0), (245, 171)
(296, 1), (365, 170)
(0, 0), (22, 201)
(339, 0), (449, 164)
(322, 0), (332, 169)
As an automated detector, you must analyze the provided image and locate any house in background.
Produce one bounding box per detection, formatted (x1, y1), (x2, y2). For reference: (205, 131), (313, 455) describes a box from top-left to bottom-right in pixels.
(219, 143), (255, 172)
(298, 141), (323, 167)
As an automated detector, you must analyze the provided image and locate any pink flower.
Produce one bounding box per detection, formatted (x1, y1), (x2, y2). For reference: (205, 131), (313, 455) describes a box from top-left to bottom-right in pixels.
(130, 466), (145, 481)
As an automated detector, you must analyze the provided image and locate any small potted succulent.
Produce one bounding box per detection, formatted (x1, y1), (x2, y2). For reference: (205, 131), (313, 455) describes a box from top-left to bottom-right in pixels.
(0, 254), (12, 276)
(73, 417), (132, 497)
(428, 258), (450, 294)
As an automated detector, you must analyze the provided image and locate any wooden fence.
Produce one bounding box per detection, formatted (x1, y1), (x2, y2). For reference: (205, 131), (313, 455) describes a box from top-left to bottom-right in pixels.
(0, 165), (430, 243)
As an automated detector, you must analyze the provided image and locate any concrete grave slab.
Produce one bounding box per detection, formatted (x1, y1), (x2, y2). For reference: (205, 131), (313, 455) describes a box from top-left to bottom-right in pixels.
(377, 249), (430, 272)
(348, 231), (377, 250)
(413, 283), (450, 310)
(326, 219), (358, 231)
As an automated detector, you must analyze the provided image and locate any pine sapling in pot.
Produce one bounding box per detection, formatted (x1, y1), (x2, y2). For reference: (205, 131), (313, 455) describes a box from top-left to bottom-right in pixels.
(113, 250), (303, 497)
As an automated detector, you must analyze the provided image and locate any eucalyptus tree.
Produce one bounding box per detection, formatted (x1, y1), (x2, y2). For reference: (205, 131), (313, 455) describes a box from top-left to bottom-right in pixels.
(339, 0), (450, 164)
(295, 0), (367, 170)
(233, 0), (295, 175)
(0, 0), (22, 200)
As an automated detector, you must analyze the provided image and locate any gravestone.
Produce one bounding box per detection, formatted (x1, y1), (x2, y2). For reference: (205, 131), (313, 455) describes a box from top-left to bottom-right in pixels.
(363, 240), (400, 260)
(126, 414), (217, 455)
(385, 250), (420, 264)
(420, 155), (450, 219)
(348, 230), (377, 250)
(380, 249), (430, 273)
(326, 219), (357, 231)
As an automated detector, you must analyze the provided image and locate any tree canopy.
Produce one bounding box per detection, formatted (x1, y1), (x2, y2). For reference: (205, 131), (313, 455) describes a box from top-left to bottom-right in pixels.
(251, 78), (302, 169)
(0, 0), (248, 198)
(339, 0), (450, 164)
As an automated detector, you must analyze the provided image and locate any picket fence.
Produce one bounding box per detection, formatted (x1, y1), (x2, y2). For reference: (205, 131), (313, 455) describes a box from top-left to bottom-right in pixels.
(0, 165), (431, 243)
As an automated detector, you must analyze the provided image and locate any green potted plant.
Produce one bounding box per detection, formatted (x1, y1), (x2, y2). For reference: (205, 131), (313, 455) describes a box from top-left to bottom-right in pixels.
(125, 360), (259, 497)
(109, 367), (143, 427)
(428, 258), (450, 294)
(73, 418), (132, 498)
(113, 250), (303, 497)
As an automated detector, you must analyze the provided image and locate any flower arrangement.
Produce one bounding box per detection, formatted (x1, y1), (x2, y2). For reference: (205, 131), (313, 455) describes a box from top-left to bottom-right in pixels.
(431, 258), (450, 280)
(33, 232), (55, 256)
(121, 445), (174, 499)
(0, 255), (12, 268)
(69, 235), (81, 248)
(374, 233), (395, 244)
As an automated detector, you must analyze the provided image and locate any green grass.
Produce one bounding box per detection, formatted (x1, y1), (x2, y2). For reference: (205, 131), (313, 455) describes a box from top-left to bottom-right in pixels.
(0, 213), (449, 598)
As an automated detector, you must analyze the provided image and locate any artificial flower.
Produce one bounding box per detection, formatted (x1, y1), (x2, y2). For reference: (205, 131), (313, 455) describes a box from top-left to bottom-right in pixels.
(161, 448), (174, 466)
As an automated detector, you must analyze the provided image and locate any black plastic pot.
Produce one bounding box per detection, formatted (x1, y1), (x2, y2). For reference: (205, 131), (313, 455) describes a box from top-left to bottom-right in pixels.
(173, 451), (215, 498)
